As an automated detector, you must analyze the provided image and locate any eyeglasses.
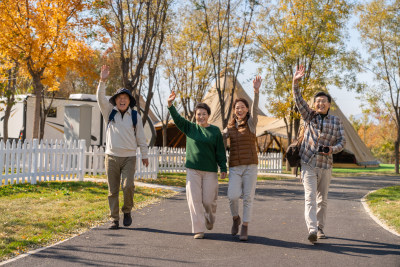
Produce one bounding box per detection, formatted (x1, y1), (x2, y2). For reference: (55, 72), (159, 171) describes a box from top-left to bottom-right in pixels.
(315, 99), (329, 104)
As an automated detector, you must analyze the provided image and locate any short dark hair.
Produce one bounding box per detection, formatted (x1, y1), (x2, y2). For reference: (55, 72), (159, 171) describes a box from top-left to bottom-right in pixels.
(314, 91), (331, 103)
(194, 102), (211, 115)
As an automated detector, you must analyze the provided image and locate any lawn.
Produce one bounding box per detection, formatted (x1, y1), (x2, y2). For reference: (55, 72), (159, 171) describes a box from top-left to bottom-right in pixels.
(0, 181), (175, 261)
(366, 186), (400, 234)
(332, 164), (398, 177)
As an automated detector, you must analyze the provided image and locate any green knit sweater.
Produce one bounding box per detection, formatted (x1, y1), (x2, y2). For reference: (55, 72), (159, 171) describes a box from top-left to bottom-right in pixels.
(168, 106), (227, 173)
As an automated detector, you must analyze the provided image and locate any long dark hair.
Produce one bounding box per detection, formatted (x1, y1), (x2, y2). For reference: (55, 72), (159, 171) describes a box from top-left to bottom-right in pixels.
(229, 98), (250, 127)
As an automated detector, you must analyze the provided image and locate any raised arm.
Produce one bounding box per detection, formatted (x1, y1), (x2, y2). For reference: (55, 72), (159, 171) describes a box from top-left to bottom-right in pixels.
(167, 91), (194, 135)
(292, 65), (314, 122)
(248, 76), (261, 132)
(97, 65), (113, 119)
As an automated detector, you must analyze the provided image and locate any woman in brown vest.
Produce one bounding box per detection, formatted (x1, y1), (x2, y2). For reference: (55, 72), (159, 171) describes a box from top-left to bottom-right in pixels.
(222, 76), (261, 241)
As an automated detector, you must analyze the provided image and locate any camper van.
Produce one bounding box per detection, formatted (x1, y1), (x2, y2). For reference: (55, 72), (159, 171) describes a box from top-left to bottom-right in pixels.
(0, 94), (156, 146)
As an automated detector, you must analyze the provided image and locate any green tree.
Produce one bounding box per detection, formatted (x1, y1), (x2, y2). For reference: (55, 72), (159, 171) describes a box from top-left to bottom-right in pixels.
(357, 0), (400, 173)
(193, 0), (256, 128)
(162, 3), (214, 120)
(254, 0), (358, 150)
(95, 0), (171, 126)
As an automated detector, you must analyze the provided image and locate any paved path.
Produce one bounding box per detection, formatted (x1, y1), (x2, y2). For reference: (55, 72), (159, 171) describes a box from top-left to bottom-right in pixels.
(3, 175), (400, 267)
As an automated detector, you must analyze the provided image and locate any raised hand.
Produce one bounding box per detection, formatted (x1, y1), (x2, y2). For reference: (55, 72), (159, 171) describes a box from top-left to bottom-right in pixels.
(100, 65), (110, 82)
(253, 76), (262, 94)
(293, 65), (305, 82)
(167, 91), (176, 107)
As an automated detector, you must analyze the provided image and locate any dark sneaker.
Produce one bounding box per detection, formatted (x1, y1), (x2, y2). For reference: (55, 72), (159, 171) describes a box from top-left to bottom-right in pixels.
(205, 217), (213, 230)
(308, 232), (317, 243)
(239, 225), (248, 241)
(123, 213), (132, 226)
(317, 227), (326, 239)
(109, 220), (119, 230)
(231, 216), (241, 236)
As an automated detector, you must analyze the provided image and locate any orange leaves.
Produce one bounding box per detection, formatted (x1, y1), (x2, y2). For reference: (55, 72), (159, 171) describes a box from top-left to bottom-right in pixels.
(0, 0), (97, 88)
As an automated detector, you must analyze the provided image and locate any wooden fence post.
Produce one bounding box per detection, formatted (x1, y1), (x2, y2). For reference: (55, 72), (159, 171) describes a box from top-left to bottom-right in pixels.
(31, 139), (38, 184)
(79, 140), (86, 181)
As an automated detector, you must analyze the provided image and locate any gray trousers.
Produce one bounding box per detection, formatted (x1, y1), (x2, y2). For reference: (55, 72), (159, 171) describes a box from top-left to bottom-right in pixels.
(228, 164), (258, 223)
(301, 159), (332, 234)
(105, 155), (136, 221)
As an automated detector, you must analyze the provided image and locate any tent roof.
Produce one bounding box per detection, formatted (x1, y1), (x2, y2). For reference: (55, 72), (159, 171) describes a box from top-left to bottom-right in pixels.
(257, 99), (379, 166)
(328, 102), (378, 166)
(202, 75), (271, 132)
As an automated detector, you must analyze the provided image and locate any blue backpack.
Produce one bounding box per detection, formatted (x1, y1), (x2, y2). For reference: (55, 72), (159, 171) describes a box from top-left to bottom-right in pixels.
(108, 109), (137, 133)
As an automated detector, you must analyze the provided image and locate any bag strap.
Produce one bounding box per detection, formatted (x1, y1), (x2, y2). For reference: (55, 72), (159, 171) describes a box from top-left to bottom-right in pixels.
(108, 109), (137, 133)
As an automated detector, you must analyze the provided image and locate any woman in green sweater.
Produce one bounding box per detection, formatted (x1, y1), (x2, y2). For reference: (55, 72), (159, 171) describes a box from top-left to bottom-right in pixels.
(167, 91), (227, 239)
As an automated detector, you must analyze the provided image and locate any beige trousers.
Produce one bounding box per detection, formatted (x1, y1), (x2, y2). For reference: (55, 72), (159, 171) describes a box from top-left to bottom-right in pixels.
(301, 158), (332, 234)
(105, 154), (136, 221)
(186, 168), (219, 233)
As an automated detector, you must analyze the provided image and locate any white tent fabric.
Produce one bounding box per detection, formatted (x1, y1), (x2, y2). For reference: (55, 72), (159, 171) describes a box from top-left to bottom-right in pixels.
(202, 74), (273, 132)
(257, 99), (379, 166)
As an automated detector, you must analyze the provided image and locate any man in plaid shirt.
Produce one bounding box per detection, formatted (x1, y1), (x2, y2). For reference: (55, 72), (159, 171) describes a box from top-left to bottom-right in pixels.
(292, 65), (346, 243)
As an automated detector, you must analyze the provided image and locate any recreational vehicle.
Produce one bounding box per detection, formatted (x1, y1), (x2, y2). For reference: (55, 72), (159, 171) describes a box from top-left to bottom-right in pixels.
(0, 94), (156, 146)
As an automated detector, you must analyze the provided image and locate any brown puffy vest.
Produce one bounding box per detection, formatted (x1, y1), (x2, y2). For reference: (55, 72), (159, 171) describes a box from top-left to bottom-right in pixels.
(227, 120), (258, 167)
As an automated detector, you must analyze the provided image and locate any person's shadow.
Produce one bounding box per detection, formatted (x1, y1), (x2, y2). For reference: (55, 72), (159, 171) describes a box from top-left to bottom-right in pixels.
(133, 227), (400, 257)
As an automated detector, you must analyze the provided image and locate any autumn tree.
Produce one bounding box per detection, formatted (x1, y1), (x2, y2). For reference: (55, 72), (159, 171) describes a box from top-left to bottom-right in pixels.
(0, 0), (97, 139)
(150, 71), (170, 147)
(193, 0), (256, 128)
(162, 4), (214, 120)
(357, 0), (400, 173)
(95, 0), (171, 126)
(350, 108), (396, 164)
(254, 0), (358, 150)
(0, 58), (19, 142)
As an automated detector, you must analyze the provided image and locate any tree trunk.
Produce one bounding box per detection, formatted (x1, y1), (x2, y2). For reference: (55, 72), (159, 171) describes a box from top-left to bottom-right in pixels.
(39, 104), (45, 141)
(162, 123), (167, 147)
(2, 64), (18, 142)
(31, 75), (43, 139)
(3, 101), (12, 142)
(395, 139), (399, 174)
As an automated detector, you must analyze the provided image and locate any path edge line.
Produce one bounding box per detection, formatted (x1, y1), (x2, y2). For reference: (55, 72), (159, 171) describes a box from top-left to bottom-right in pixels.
(361, 189), (400, 237)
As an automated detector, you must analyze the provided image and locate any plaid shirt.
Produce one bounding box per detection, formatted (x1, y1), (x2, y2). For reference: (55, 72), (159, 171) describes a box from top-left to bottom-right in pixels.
(293, 82), (346, 169)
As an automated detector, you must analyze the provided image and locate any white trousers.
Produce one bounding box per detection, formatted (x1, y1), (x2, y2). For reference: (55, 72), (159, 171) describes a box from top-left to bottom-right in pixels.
(301, 159), (332, 234)
(186, 168), (219, 233)
(228, 164), (258, 223)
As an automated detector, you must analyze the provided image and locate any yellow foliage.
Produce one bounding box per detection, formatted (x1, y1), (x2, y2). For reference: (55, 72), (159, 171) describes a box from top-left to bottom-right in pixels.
(0, 0), (97, 89)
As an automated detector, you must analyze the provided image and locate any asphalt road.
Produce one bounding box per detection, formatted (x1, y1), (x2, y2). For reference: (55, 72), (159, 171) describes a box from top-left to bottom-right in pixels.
(3, 175), (400, 267)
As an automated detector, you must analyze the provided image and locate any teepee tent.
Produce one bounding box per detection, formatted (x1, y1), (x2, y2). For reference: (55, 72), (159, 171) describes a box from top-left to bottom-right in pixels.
(202, 69), (274, 132)
(257, 98), (379, 167)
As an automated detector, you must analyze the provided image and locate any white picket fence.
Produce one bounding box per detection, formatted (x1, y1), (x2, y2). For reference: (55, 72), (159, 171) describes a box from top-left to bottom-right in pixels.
(0, 139), (86, 185)
(1, 139), (282, 185)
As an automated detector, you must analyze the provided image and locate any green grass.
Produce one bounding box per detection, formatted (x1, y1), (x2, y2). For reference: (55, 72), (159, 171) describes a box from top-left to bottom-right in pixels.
(0, 181), (175, 261)
(332, 164), (398, 177)
(366, 186), (400, 234)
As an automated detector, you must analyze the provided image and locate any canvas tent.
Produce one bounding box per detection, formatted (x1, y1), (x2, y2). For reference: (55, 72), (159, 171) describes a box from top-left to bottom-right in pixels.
(202, 70), (275, 133)
(154, 70), (277, 148)
(202, 70), (378, 167)
(257, 98), (380, 167)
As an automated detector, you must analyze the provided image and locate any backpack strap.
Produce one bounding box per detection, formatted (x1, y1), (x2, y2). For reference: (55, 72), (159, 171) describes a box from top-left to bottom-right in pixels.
(131, 109), (137, 133)
(107, 109), (137, 133)
(107, 109), (118, 129)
